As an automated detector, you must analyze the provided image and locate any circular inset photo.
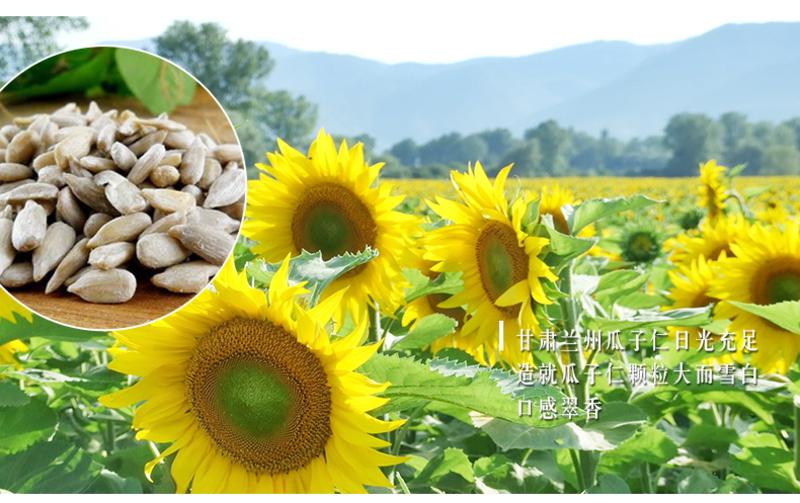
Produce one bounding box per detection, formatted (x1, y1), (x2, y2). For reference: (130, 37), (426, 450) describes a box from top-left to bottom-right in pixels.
(0, 46), (246, 330)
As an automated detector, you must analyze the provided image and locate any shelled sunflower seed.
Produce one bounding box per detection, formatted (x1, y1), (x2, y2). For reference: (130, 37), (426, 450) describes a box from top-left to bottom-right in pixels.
(0, 102), (245, 303)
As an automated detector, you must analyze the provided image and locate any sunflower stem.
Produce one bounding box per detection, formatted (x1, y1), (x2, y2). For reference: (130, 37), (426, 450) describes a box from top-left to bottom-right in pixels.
(640, 462), (653, 493)
(568, 448), (586, 492)
(560, 263), (598, 490)
(368, 304), (381, 344)
(396, 472), (411, 494)
(794, 396), (800, 482)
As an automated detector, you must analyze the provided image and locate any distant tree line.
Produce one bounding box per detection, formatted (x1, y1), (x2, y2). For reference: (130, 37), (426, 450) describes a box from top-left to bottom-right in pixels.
(347, 113), (800, 178)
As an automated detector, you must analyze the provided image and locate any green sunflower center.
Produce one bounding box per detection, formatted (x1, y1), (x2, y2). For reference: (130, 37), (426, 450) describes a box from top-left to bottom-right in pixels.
(751, 258), (800, 309)
(764, 271), (800, 304)
(187, 317), (332, 475)
(623, 231), (659, 263)
(292, 183), (377, 260)
(475, 221), (528, 317)
(215, 362), (294, 438)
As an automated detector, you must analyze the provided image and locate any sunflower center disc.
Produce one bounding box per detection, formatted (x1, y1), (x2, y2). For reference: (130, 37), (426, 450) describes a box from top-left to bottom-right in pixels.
(215, 362), (293, 438)
(626, 231), (658, 262)
(187, 318), (332, 474)
(757, 263), (800, 304)
(292, 183), (377, 260)
(476, 221), (528, 317)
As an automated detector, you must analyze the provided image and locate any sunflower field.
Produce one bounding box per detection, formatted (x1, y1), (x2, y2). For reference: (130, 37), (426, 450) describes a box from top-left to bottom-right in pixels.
(1, 130), (800, 494)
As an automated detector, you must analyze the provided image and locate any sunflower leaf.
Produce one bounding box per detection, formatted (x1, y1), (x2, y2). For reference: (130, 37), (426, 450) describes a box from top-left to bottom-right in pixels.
(543, 225), (596, 265)
(115, 47), (196, 114)
(585, 306), (711, 332)
(570, 195), (659, 234)
(729, 432), (800, 492)
(390, 314), (457, 351)
(359, 353), (565, 427)
(0, 381), (29, 408)
(477, 402), (647, 451)
(599, 425), (678, 472)
(0, 397), (58, 454)
(728, 300), (800, 334)
(411, 447), (475, 487)
(403, 269), (463, 303)
(244, 247), (379, 305)
(0, 314), (97, 346)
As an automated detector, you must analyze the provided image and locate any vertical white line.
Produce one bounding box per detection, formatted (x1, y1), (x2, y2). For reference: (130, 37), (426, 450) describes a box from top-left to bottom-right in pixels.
(498, 320), (504, 352)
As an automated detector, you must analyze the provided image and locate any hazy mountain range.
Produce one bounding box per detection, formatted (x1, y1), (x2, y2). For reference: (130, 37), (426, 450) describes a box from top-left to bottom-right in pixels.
(262, 22), (800, 148)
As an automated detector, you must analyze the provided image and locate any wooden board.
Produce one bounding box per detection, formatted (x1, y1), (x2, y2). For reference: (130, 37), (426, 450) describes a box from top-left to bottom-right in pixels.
(0, 89), (240, 331)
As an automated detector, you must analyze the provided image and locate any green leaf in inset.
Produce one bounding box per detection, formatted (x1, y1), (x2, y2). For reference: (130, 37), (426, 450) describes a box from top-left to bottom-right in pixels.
(1, 48), (114, 102)
(0, 381), (29, 407)
(115, 47), (197, 115)
(729, 300), (800, 334)
(0, 398), (57, 454)
(570, 195), (659, 233)
(391, 314), (457, 350)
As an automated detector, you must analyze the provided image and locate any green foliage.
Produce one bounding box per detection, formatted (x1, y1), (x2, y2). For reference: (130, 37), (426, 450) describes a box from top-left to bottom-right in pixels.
(389, 314), (457, 351)
(2, 47), (197, 115)
(729, 300), (800, 334)
(115, 49), (195, 114)
(243, 246), (378, 306)
(155, 21), (271, 109)
(0, 398), (57, 454)
(479, 402), (647, 451)
(664, 113), (722, 176)
(380, 111), (800, 178)
(359, 353), (564, 427)
(570, 195), (658, 234)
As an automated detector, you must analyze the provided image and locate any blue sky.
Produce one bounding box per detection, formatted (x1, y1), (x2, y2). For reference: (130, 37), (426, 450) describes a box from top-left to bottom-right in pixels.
(18, 0), (800, 64)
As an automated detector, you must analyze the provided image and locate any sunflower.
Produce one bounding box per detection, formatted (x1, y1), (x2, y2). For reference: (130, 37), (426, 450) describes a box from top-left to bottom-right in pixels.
(666, 214), (750, 266)
(538, 185), (596, 237)
(400, 255), (482, 363)
(100, 258), (406, 493)
(698, 160), (728, 220)
(423, 163), (557, 366)
(709, 221), (800, 374)
(666, 256), (732, 363)
(243, 130), (417, 325)
(619, 223), (661, 263)
(756, 201), (791, 225)
(0, 288), (32, 368)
